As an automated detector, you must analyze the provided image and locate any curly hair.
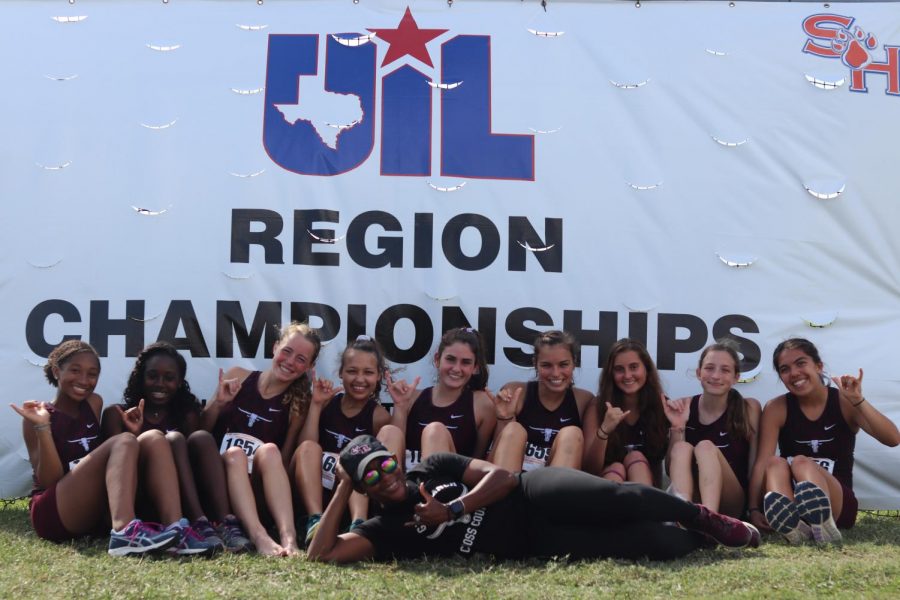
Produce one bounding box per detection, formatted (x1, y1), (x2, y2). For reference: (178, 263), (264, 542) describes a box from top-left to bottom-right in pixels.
(123, 342), (201, 427)
(277, 322), (322, 418)
(596, 338), (668, 464)
(43, 340), (100, 387)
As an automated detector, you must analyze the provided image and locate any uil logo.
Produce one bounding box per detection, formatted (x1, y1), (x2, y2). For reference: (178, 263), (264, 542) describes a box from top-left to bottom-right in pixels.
(802, 14), (900, 95)
(262, 7), (534, 180)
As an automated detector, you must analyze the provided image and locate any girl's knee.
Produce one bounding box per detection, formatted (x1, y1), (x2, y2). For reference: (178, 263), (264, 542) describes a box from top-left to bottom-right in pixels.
(254, 443), (281, 468)
(223, 447), (249, 469)
(165, 430), (186, 447)
(296, 440), (322, 459)
(765, 455), (789, 473)
(694, 440), (719, 458)
(498, 422), (527, 445)
(552, 426), (583, 455)
(669, 441), (694, 462)
(624, 451), (649, 469)
(602, 463), (626, 482)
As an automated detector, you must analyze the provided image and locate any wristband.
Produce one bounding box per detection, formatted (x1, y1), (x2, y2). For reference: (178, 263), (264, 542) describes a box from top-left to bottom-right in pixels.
(33, 423), (50, 432)
(669, 426), (685, 436)
(852, 397), (866, 408)
(496, 415), (514, 421)
(749, 507), (762, 514)
(596, 427), (609, 441)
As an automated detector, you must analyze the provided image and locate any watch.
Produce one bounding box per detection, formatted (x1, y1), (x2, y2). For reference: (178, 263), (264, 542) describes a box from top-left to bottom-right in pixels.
(448, 498), (466, 519)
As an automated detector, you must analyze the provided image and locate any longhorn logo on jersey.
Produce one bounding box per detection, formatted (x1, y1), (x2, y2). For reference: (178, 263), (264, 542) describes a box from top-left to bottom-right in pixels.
(802, 14), (900, 96)
(263, 7), (535, 180)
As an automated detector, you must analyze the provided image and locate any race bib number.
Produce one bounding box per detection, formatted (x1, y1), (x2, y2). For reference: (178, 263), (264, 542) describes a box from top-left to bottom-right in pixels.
(405, 449), (422, 471)
(787, 455), (835, 474)
(522, 443), (549, 472)
(220, 433), (264, 474)
(321, 452), (338, 490)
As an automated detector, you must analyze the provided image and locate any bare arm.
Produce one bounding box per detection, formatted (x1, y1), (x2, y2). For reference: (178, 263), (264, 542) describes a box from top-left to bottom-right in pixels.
(834, 370), (900, 447)
(298, 378), (339, 445)
(487, 383), (524, 447)
(306, 474), (376, 563)
(471, 392), (498, 460)
(200, 367), (248, 431)
(744, 397), (763, 485)
(372, 404), (391, 434)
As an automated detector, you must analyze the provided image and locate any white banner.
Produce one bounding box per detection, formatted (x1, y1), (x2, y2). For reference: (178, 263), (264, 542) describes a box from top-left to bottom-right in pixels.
(2, 0), (899, 506)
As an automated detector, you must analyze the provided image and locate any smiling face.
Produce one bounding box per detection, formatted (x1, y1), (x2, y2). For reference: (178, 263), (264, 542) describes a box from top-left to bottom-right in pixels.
(776, 347), (825, 397)
(340, 349), (380, 402)
(697, 349), (739, 397)
(54, 351), (100, 403)
(612, 350), (647, 397)
(536, 344), (575, 394)
(142, 354), (181, 407)
(435, 342), (478, 391)
(271, 333), (317, 383)
(360, 455), (407, 504)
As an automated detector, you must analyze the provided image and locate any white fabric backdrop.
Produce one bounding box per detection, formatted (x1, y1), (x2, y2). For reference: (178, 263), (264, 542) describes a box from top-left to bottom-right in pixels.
(1, 0), (898, 506)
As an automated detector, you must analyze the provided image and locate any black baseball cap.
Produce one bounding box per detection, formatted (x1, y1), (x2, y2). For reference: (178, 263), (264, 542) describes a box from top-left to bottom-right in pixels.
(339, 435), (393, 486)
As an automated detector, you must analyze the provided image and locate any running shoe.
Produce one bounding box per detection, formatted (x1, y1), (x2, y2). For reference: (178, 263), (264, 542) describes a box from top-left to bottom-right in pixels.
(794, 481), (842, 545)
(685, 504), (753, 548)
(745, 522), (761, 548)
(305, 513), (322, 548)
(763, 491), (812, 544)
(218, 515), (253, 553)
(108, 519), (180, 557)
(167, 518), (220, 556)
(191, 517), (225, 552)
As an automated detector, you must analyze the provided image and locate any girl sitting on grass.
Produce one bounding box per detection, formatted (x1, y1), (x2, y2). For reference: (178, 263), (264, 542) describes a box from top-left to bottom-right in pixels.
(584, 338), (668, 486)
(293, 335), (391, 546)
(387, 327), (496, 469)
(749, 338), (900, 544)
(200, 321), (320, 557)
(488, 330), (593, 472)
(664, 341), (761, 517)
(11, 340), (184, 556)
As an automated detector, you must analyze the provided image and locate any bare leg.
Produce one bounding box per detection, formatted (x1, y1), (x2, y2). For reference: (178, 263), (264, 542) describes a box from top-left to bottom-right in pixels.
(667, 441), (696, 501)
(764, 456), (795, 498)
(789, 456), (845, 518)
(624, 450), (654, 486)
(254, 444), (299, 556)
(601, 462), (626, 482)
(378, 424), (405, 460)
(693, 440), (745, 516)
(56, 433), (139, 532)
(224, 446), (285, 557)
(188, 430), (232, 520)
(137, 430), (182, 525)
(421, 422), (456, 458)
(293, 441), (325, 515)
(548, 426), (584, 469)
(488, 422), (527, 471)
(166, 431), (204, 521)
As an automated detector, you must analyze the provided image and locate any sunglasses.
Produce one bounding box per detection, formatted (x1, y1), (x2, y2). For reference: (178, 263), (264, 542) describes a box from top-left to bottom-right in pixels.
(362, 457), (399, 487)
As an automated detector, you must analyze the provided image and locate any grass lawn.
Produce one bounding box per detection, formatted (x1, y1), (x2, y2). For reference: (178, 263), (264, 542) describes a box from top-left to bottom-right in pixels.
(1, 499), (898, 599)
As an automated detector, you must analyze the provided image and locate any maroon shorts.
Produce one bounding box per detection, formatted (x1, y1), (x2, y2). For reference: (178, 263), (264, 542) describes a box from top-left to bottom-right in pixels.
(835, 481), (858, 529)
(29, 484), (74, 543)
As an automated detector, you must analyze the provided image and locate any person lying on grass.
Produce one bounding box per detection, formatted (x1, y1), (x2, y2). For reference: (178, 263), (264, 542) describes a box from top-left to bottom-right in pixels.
(306, 427), (759, 563)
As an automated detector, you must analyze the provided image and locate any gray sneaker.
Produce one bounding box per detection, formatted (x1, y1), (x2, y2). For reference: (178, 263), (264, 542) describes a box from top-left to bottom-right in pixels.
(192, 517), (225, 552)
(218, 515), (253, 553)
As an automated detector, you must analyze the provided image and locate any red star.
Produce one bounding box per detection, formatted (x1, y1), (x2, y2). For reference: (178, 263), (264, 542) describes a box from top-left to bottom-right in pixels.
(368, 7), (448, 68)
